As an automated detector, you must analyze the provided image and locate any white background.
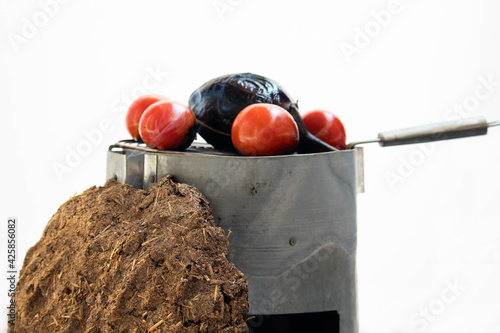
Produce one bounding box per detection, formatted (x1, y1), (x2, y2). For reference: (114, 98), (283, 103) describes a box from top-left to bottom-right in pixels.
(1, 0), (499, 332)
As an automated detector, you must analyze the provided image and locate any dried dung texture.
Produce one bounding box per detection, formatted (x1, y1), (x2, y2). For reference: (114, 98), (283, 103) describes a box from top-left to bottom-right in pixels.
(10, 176), (249, 333)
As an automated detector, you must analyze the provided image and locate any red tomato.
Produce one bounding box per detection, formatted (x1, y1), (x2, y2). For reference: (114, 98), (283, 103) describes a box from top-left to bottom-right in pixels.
(231, 103), (299, 156)
(302, 110), (346, 150)
(139, 100), (197, 150)
(126, 94), (169, 140)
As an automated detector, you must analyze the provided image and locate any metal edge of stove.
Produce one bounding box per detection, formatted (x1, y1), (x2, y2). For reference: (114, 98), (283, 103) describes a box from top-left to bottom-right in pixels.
(355, 147), (364, 194)
(106, 145), (144, 189)
(108, 141), (365, 194)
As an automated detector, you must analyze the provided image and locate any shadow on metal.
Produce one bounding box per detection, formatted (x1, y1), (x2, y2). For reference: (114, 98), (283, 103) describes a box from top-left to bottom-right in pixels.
(247, 311), (340, 333)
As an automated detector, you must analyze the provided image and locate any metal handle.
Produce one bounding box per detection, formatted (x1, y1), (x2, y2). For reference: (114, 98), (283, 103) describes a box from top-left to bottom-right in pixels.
(377, 116), (489, 147)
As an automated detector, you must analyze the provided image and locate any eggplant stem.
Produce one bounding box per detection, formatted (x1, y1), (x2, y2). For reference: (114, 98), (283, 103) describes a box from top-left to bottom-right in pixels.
(304, 132), (339, 151)
(288, 103), (339, 152)
(195, 119), (232, 137)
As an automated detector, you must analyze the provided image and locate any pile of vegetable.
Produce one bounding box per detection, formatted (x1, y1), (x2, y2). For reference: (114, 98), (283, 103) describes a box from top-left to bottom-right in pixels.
(125, 73), (346, 156)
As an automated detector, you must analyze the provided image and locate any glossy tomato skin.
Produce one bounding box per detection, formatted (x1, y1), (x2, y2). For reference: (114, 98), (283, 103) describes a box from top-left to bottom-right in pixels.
(302, 110), (346, 151)
(126, 94), (169, 140)
(231, 103), (299, 156)
(139, 100), (198, 150)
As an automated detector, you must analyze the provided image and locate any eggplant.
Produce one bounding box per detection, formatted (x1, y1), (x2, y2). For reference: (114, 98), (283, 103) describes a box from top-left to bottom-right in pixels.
(188, 73), (338, 152)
